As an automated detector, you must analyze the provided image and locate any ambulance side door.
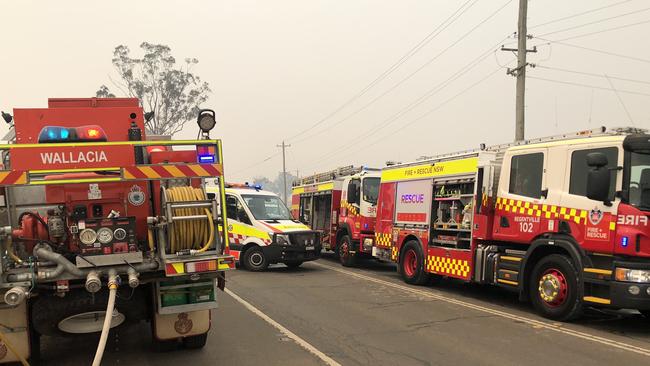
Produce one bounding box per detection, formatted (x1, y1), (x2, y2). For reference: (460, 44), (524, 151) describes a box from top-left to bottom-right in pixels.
(225, 194), (254, 249)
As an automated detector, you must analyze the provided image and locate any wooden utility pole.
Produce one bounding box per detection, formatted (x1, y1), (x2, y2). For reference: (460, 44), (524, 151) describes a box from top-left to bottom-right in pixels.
(276, 141), (291, 203)
(502, 0), (536, 141)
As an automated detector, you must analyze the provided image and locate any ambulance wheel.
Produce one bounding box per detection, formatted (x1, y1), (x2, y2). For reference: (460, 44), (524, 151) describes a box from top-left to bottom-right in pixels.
(285, 261), (303, 269)
(243, 246), (269, 271)
(183, 333), (208, 349)
(399, 240), (430, 285)
(530, 254), (582, 321)
(338, 235), (356, 267)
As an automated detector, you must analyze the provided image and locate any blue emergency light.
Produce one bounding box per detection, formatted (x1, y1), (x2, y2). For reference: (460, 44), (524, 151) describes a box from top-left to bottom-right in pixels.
(621, 236), (629, 248)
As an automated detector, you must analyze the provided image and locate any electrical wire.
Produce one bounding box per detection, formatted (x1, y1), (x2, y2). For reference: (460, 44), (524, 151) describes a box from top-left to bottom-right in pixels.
(536, 65), (650, 85)
(535, 4), (650, 38)
(527, 76), (650, 96)
(533, 37), (650, 64)
(286, 0), (481, 142)
(547, 18), (650, 42)
(529, 0), (635, 29)
(292, 0), (513, 146)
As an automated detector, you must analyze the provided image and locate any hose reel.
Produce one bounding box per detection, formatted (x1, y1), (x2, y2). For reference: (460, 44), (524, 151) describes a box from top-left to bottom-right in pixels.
(160, 186), (217, 255)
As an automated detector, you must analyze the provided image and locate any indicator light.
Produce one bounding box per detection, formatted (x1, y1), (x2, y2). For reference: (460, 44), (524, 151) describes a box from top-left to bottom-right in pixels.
(622, 236), (629, 247)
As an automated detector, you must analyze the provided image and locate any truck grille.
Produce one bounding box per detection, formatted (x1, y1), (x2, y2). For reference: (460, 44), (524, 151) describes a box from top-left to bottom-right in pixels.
(289, 232), (319, 247)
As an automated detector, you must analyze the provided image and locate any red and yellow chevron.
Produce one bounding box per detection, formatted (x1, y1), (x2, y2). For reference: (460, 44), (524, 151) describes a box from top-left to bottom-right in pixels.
(123, 163), (223, 180)
(0, 170), (27, 186)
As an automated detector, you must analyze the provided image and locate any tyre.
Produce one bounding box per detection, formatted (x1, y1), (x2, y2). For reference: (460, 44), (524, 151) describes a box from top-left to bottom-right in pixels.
(338, 235), (356, 267)
(399, 240), (430, 285)
(243, 246), (269, 271)
(529, 254), (583, 321)
(285, 261), (303, 268)
(31, 289), (130, 337)
(183, 333), (208, 349)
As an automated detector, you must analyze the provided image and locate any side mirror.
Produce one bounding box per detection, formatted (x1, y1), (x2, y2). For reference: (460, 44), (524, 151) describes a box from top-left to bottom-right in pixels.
(237, 210), (249, 224)
(347, 182), (358, 204)
(586, 152), (611, 204)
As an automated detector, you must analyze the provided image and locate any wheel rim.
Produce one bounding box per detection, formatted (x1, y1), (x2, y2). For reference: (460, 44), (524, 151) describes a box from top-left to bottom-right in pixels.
(249, 252), (264, 267)
(339, 241), (349, 261)
(538, 268), (569, 307)
(403, 249), (418, 277)
(58, 309), (125, 334)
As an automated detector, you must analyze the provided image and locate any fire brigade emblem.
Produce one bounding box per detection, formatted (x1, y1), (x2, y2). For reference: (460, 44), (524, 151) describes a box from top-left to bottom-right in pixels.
(0, 341), (7, 360)
(128, 185), (146, 206)
(174, 313), (193, 335)
(589, 208), (603, 225)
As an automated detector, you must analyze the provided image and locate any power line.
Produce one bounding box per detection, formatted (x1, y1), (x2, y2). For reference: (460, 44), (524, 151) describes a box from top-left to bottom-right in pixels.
(536, 6), (650, 38)
(605, 74), (636, 126)
(308, 62), (513, 170)
(230, 152), (281, 175)
(529, 0), (635, 29)
(533, 37), (650, 64)
(551, 18), (650, 42)
(528, 76), (650, 96)
(536, 65), (650, 85)
(285, 0), (480, 142)
(293, 0), (514, 148)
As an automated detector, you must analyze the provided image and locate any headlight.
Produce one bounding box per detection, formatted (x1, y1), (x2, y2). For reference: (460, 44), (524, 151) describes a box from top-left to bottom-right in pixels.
(615, 268), (650, 283)
(363, 238), (373, 246)
(275, 234), (290, 246)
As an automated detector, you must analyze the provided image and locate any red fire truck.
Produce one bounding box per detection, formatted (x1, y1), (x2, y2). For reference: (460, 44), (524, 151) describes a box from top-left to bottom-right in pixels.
(375, 127), (650, 320)
(291, 166), (380, 266)
(0, 98), (234, 364)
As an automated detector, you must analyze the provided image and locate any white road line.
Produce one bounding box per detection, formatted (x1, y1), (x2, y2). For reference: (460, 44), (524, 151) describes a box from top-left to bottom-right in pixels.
(313, 262), (650, 357)
(224, 288), (342, 366)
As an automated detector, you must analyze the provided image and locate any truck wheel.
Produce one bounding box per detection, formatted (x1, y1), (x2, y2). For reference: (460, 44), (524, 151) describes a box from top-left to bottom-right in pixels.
(243, 246), (269, 271)
(399, 240), (430, 285)
(183, 333), (208, 349)
(285, 261), (303, 269)
(338, 235), (356, 267)
(529, 254), (583, 321)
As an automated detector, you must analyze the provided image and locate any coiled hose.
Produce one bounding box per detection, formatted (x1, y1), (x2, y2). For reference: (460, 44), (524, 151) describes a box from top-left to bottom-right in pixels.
(0, 328), (29, 365)
(165, 186), (214, 254)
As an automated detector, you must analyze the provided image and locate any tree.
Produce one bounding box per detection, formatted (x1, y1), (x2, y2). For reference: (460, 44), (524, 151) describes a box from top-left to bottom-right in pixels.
(96, 42), (211, 136)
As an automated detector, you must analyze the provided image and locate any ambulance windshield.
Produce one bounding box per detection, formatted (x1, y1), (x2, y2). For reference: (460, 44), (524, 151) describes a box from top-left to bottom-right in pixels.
(628, 152), (650, 211)
(242, 194), (293, 220)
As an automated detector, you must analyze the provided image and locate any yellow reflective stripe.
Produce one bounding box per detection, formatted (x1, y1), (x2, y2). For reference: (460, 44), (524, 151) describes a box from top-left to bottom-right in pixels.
(138, 166), (160, 178)
(584, 268), (612, 275)
(318, 182), (334, 191)
(0, 139), (220, 149)
(497, 279), (519, 286)
(172, 263), (185, 274)
(381, 157), (478, 182)
(273, 224), (310, 230)
(30, 177), (122, 185)
(500, 256), (522, 262)
(189, 164), (210, 176)
(583, 296), (611, 305)
(164, 165), (185, 177)
(230, 222), (271, 240)
(292, 187), (305, 194)
(31, 166), (121, 173)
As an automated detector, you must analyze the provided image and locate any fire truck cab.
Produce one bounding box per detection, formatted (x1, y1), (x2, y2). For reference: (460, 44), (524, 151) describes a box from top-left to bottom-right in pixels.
(375, 127), (650, 320)
(207, 184), (321, 271)
(291, 166), (380, 266)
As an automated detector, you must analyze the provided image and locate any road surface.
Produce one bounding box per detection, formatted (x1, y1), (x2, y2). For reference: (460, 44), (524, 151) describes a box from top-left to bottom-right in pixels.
(40, 254), (650, 365)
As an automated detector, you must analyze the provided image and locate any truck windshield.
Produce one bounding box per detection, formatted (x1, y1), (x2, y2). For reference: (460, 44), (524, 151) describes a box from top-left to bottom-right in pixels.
(241, 194), (292, 220)
(628, 152), (650, 211)
(363, 177), (380, 205)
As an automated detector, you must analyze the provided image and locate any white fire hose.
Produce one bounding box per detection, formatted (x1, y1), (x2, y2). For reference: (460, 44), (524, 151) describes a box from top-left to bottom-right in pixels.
(91, 271), (118, 366)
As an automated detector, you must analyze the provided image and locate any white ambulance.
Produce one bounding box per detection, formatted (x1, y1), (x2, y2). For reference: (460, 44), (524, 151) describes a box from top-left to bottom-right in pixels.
(207, 184), (321, 270)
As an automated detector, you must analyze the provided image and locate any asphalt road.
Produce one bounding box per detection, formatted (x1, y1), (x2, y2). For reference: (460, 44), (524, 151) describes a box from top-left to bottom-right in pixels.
(39, 254), (650, 365)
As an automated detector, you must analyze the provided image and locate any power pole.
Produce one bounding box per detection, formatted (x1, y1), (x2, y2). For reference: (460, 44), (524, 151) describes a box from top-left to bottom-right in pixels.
(502, 0), (536, 141)
(276, 141), (291, 203)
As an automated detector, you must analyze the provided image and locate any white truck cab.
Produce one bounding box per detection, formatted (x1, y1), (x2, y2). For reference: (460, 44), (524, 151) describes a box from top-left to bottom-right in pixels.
(207, 184), (321, 271)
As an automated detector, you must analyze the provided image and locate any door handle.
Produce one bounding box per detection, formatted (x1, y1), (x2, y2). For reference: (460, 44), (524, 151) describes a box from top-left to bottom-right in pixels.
(500, 216), (510, 228)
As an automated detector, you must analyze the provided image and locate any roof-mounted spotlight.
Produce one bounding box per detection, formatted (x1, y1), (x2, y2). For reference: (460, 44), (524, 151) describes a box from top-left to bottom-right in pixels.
(2, 111), (13, 124)
(197, 109), (217, 135)
(144, 111), (155, 123)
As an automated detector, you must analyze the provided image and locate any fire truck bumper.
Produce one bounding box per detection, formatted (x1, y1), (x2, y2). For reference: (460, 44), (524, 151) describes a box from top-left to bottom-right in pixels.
(608, 262), (650, 310)
(262, 244), (322, 264)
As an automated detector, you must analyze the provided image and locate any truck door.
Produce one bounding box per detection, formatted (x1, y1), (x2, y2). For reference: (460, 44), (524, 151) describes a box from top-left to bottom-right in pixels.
(560, 145), (620, 253)
(493, 148), (550, 243)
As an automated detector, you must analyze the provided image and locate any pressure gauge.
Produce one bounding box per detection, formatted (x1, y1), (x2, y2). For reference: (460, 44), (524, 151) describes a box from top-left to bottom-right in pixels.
(97, 227), (114, 244)
(113, 228), (127, 241)
(79, 229), (97, 245)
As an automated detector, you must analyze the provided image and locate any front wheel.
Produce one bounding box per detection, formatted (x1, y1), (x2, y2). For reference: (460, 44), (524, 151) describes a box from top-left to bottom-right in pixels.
(338, 235), (356, 267)
(243, 246), (269, 271)
(529, 254), (582, 321)
(399, 240), (430, 285)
